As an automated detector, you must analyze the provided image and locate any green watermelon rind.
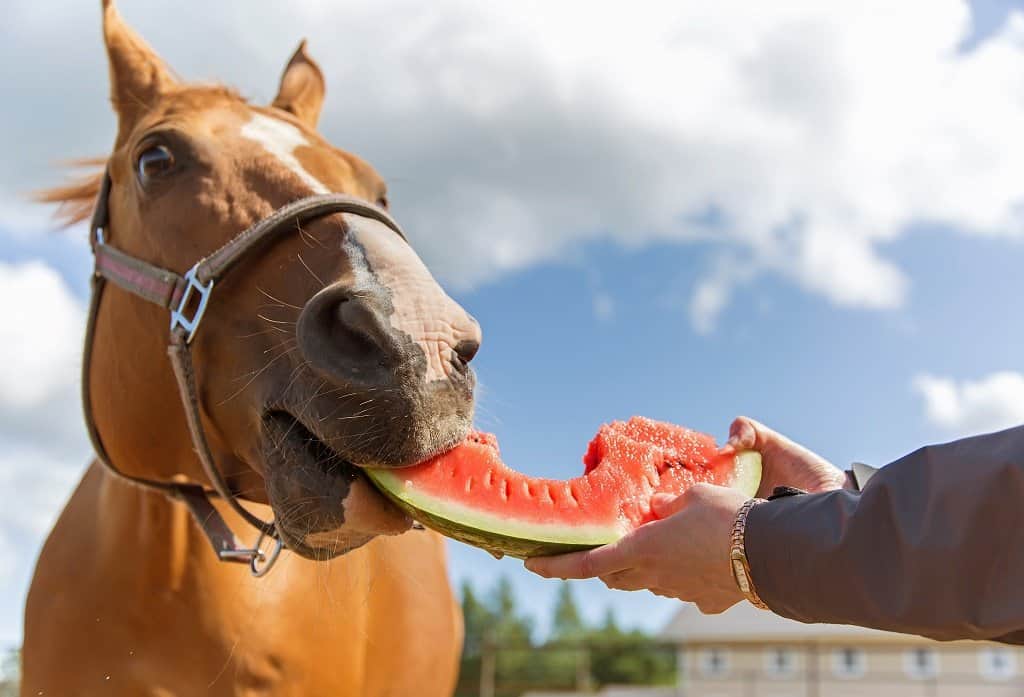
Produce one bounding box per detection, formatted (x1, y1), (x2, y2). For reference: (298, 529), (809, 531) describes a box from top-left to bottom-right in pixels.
(367, 450), (762, 560)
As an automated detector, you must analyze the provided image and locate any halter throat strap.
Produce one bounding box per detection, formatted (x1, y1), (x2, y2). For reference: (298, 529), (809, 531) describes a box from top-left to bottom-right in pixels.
(83, 171), (406, 576)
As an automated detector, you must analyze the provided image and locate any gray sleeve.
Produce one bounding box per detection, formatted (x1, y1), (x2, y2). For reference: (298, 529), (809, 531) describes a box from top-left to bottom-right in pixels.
(745, 426), (1024, 643)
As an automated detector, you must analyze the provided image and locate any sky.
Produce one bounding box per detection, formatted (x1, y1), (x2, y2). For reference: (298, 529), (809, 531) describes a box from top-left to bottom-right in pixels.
(3, 0), (1024, 646)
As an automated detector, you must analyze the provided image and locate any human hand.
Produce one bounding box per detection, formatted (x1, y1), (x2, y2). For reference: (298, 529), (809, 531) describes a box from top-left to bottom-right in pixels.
(723, 416), (847, 496)
(525, 483), (748, 614)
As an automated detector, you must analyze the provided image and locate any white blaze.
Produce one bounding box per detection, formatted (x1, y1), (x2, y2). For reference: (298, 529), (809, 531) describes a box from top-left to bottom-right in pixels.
(240, 113), (329, 194)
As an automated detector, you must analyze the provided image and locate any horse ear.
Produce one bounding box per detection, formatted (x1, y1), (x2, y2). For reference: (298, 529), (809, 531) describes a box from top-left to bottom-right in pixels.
(102, 0), (175, 137)
(272, 40), (326, 128)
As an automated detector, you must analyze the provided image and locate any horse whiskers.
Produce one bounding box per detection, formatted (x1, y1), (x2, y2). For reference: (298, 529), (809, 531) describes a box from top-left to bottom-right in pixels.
(296, 221), (327, 250)
(278, 360), (311, 401)
(257, 313), (297, 326)
(256, 285), (303, 310)
(236, 326), (289, 339)
(219, 345), (297, 405)
(297, 252), (326, 288)
(263, 338), (297, 355)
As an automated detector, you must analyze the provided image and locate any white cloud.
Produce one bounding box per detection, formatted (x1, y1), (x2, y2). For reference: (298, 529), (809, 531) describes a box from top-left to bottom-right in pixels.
(3, 1), (1024, 334)
(688, 254), (758, 334)
(0, 261), (83, 408)
(914, 371), (1024, 435)
(0, 261), (88, 532)
(0, 260), (89, 637)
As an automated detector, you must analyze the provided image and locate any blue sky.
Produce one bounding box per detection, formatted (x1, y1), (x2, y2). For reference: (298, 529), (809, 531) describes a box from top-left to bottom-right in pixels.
(3, 0), (1024, 647)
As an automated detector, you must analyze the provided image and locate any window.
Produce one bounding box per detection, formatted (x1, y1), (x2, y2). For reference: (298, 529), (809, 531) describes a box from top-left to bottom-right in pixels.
(764, 647), (797, 678)
(831, 647), (866, 679)
(698, 648), (730, 678)
(903, 648), (939, 679)
(979, 648), (1018, 681)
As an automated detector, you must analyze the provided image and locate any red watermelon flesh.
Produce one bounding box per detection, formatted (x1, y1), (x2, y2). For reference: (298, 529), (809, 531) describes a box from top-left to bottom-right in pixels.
(366, 416), (761, 559)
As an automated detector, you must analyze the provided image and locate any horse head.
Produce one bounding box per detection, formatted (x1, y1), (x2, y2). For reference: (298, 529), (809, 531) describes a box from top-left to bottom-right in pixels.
(50, 0), (481, 560)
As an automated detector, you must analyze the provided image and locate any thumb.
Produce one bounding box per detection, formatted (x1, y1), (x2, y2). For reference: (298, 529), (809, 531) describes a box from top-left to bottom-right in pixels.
(725, 416), (780, 452)
(650, 492), (688, 519)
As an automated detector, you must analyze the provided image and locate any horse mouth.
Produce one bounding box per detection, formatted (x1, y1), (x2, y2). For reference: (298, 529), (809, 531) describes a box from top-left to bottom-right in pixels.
(264, 409), (360, 480)
(260, 409), (411, 559)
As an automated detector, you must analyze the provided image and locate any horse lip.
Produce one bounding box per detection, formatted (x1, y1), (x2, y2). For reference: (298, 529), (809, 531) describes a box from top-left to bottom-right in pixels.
(263, 408), (358, 470)
(261, 396), (473, 470)
(367, 430), (467, 470)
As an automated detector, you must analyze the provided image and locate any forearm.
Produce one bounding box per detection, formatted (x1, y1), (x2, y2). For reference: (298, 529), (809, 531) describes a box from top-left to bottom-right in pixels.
(745, 426), (1024, 643)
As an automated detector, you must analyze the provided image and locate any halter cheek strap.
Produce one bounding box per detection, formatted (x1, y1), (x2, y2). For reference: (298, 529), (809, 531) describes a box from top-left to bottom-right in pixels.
(84, 170), (407, 577)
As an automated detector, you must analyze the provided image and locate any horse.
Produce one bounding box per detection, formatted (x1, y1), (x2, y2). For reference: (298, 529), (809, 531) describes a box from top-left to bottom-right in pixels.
(23, 2), (481, 695)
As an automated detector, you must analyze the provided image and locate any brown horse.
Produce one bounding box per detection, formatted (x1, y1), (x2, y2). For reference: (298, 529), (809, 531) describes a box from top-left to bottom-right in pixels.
(24, 2), (480, 695)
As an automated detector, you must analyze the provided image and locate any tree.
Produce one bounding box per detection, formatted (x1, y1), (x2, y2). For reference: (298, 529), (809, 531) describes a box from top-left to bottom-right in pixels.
(551, 581), (585, 640)
(587, 610), (675, 687)
(460, 580), (492, 658)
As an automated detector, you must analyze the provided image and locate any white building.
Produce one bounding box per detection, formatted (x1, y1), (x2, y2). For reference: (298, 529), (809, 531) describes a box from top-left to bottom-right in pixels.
(664, 602), (1023, 697)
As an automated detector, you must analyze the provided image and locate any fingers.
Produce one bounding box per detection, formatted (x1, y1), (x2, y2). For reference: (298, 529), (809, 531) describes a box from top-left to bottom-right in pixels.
(599, 569), (647, 591)
(695, 596), (741, 615)
(725, 415), (777, 452)
(525, 537), (636, 579)
(650, 492), (686, 518)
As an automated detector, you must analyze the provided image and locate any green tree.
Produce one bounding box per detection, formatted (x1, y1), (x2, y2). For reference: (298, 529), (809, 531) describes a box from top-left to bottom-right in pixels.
(489, 576), (538, 690)
(460, 579), (492, 658)
(455, 577), (541, 697)
(551, 581), (585, 640)
(587, 609), (676, 687)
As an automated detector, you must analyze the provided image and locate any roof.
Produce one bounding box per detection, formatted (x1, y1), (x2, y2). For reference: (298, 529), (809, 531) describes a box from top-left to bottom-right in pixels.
(659, 602), (917, 645)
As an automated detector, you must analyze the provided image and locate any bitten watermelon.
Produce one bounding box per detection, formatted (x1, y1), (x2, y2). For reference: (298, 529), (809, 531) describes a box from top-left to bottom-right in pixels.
(367, 417), (761, 559)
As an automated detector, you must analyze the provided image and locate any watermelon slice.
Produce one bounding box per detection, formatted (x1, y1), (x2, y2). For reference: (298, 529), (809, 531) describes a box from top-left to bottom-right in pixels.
(367, 417), (761, 559)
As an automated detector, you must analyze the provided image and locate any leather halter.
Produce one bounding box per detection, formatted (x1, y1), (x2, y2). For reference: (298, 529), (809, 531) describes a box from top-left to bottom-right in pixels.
(84, 170), (407, 576)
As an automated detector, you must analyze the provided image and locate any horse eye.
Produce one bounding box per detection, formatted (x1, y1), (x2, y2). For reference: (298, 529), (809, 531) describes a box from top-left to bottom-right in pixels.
(137, 144), (175, 185)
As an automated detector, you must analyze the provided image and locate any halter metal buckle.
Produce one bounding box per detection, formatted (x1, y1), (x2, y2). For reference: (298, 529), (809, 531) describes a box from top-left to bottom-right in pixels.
(217, 528), (284, 578)
(170, 264), (214, 343)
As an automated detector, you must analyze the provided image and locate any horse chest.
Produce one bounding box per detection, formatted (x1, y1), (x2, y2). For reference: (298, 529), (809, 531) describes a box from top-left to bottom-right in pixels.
(24, 471), (461, 697)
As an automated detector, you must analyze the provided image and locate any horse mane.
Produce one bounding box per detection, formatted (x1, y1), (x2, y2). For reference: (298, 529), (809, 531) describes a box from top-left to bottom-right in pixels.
(35, 158), (108, 228)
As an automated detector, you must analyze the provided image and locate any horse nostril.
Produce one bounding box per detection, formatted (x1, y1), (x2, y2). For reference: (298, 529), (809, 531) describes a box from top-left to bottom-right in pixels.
(454, 339), (480, 366)
(297, 283), (400, 386)
(334, 294), (392, 354)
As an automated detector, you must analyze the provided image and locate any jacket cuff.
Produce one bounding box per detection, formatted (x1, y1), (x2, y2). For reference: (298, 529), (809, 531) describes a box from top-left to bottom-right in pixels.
(847, 461), (879, 491)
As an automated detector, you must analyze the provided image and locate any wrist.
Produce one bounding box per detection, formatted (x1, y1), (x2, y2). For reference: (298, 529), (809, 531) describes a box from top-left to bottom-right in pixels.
(729, 498), (769, 610)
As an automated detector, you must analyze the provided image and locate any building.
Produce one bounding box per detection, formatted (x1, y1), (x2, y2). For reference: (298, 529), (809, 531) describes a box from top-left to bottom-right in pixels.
(525, 603), (1023, 697)
(664, 602), (1024, 696)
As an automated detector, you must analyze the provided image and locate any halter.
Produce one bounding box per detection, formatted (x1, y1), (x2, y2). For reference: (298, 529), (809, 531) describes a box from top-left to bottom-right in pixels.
(84, 170), (407, 577)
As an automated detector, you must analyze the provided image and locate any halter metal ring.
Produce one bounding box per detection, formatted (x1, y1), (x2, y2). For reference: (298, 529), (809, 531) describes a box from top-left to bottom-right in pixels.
(170, 264), (214, 343)
(250, 528), (284, 578)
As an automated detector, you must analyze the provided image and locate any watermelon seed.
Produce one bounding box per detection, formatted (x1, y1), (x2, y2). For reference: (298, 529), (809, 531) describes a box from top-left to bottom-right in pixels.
(484, 470), (493, 487)
(500, 480), (510, 501)
(466, 477), (474, 493)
